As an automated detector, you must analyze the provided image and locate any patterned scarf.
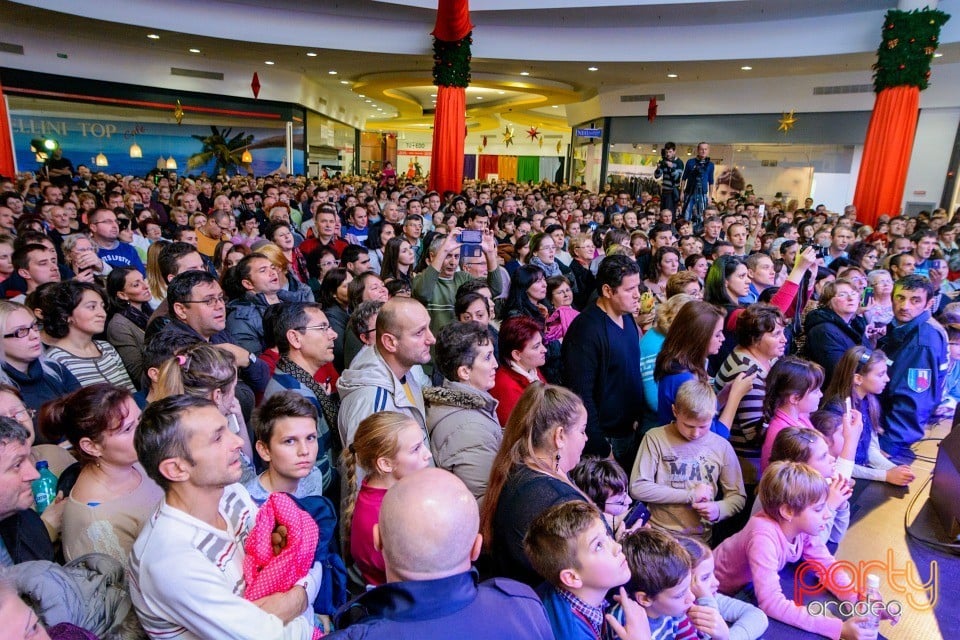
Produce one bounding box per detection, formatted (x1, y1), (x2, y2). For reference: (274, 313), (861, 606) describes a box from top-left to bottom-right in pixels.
(120, 301), (154, 332)
(276, 356), (340, 439)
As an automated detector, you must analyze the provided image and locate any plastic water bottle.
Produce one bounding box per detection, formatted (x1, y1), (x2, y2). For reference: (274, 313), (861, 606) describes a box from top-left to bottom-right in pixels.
(31, 461), (57, 514)
(865, 573), (901, 626)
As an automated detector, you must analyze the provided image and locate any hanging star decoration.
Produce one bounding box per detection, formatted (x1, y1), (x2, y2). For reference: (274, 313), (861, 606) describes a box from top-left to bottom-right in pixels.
(526, 126), (541, 142)
(482, 135), (488, 148)
(538, 137), (544, 149)
(556, 139), (562, 154)
(777, 110), (798, 132)
(502, 125), (514, 147)
(173, 100), (184, 125)
(648, 97), (659, 123)
(477, 144), (484, 153)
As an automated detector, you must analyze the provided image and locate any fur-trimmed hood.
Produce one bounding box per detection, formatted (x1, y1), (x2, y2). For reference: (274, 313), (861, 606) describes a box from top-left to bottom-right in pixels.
(423, 381), (497, 412)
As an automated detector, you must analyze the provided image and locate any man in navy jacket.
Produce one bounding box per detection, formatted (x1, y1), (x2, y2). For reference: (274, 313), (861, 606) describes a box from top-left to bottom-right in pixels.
(561, 255), (645, 468)
(879, 275), (948, 462)
(331, 469), (553, 640)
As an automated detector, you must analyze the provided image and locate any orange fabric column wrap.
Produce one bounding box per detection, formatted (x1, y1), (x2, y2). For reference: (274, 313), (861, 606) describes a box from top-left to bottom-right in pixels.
(852, 85), (920, 228)
(429, 86), (466, 195)
(0, 78), (15, 178)
(432, 0), (472, 42)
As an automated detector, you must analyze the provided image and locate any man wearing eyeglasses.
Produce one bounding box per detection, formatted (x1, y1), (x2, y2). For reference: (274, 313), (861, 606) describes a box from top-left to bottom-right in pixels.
(88, 208), (145, 275)
(262, 302), (339, 496)
(197, 211), (231, 259)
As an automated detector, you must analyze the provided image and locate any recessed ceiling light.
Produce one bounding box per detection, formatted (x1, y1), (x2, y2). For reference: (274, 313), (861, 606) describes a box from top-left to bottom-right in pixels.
(667, 73), (678, 78)
(265, 60), (275, 65)
(740, 65), (753, 71)
(189, 48), (200, 53)
(520, 71), (530, 76)
(365, 99), (372, 103)
(340, 80), (350, 85)
(497, 91), (505, 95)
(328, 70), (337, 75)
(551, 105), (559, 109)
(377, 108), (383, 111)
(476, 96), (483, 100)
(934, 52), (943, 58)
(587, 66), (598, 72)
(147, 34), (160, 40)
(430, 94), (437, 97)
(306, 52), (317, 57)
(358, 94), (365, 98)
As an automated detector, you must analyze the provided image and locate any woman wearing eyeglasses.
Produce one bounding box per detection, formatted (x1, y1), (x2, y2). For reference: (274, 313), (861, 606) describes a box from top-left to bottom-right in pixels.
(0, 383), (75, 473)
(801, 278), (869, 384)
(0, 301), (81, 420)
(38, 281), (136, 393)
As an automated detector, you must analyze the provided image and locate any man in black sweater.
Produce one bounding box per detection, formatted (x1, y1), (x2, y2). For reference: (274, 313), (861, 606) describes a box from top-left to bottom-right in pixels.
(561, 255), (645, 469)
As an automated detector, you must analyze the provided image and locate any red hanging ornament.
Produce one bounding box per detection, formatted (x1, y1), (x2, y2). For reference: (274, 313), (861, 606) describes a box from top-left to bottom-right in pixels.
(482, 135), (488, 148)
(251, 72), (261, 99)
(648, 97), (659, 123)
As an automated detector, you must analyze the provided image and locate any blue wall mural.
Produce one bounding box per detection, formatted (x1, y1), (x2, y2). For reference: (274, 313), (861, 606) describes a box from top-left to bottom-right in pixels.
(10, 114), (304, 177)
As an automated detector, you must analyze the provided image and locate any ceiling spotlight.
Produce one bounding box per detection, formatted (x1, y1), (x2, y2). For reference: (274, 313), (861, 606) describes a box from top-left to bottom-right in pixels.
(740, 65), (753, 71)
(520, 71), (530, 76)
(306, 52), (317, 57)
(189, 48), (200, 53)
(340, 80), (350, 85)
(587, 66), (598, 72)
(265, 61), (275, 65)
(667, 73), (678, 78)
(328, 70), (337, 75)
(146, 34), (160, 40)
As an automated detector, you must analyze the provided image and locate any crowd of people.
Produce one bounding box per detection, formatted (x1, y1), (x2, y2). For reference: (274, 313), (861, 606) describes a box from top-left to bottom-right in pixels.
(0, 148), (955, 640)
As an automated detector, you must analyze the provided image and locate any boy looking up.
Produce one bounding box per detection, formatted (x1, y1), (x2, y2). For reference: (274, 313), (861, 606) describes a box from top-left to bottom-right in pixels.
(525, 501), (649, 640)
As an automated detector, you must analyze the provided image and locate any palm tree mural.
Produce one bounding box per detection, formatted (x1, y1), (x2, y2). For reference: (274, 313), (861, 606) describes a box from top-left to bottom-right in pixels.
(186, 126), (253, 174)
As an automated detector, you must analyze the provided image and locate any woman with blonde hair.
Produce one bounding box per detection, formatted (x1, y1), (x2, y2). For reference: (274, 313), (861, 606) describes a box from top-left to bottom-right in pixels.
(341, 411), (432, 587)
(480, 383), (589, 585)
(152, 343), (255, 482)
(145, 241), (168, 308)
(0, 301), (80, 416)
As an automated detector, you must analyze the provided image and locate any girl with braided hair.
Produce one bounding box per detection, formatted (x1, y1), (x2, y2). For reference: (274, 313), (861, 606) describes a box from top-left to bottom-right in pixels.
(341, 411), (432, 588)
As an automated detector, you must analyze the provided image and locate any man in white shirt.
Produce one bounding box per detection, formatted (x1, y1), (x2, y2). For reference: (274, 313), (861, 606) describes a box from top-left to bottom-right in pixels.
(130, 394), (321, 640)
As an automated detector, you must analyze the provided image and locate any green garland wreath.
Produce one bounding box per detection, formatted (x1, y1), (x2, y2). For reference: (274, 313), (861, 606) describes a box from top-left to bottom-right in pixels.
(873, 7), (950, 92)
(433, 31), (472, 87)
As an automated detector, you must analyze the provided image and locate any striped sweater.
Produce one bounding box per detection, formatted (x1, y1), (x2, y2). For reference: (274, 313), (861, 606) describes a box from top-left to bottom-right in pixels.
(46, 340), (136, 392)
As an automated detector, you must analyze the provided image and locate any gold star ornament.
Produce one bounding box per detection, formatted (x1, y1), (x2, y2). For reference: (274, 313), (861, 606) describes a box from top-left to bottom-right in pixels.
(174, 100), (185, 125)
(502, 125), (514, 147)
(777, 110), (797, 132)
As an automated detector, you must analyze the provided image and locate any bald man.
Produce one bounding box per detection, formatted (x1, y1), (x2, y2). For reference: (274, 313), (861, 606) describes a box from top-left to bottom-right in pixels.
(330, 469), (554, 639)
(337, 297), (434, 455)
